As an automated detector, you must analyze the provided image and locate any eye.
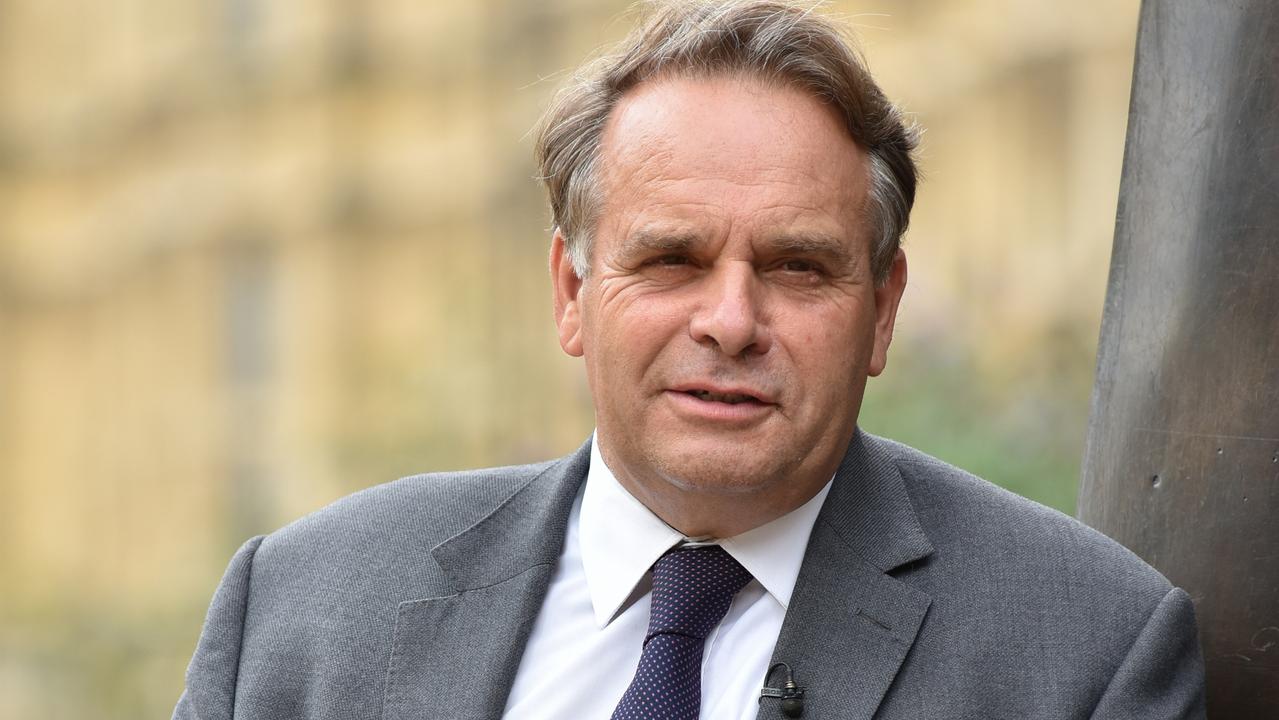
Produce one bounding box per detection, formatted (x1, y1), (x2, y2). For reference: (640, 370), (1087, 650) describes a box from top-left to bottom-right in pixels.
(636, 253), (698, 281)
(648, 254), (692, 267)
(779, 259), (823, 274)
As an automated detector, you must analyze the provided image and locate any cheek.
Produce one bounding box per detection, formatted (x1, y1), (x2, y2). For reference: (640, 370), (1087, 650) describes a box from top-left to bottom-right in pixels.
(610, 298), (687, 346)
(791, 316), (870, 375)
(589, 308), (668, 379)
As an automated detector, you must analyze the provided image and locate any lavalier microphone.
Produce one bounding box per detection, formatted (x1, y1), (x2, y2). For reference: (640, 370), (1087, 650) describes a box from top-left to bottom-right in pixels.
(759, 662), (805, 717)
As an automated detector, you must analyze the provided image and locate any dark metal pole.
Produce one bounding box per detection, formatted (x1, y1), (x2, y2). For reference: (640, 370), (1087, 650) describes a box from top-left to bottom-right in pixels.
(1078, 1), (1279, 716)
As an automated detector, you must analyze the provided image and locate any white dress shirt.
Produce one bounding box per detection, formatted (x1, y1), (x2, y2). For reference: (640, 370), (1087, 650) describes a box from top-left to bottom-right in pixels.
(502, 436), (832, 719)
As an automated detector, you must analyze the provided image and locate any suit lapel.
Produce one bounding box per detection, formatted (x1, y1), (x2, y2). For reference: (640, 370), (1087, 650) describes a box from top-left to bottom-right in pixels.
(759, 431), (934, 720)
(382, 442), (590, 720)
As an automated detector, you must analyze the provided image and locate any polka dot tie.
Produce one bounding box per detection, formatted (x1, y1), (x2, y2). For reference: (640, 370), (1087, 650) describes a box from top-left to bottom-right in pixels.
(610, 545), (753, 720)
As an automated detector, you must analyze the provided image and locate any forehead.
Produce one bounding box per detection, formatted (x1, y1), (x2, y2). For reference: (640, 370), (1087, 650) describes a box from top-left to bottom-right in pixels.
(596, 75), (869, 239)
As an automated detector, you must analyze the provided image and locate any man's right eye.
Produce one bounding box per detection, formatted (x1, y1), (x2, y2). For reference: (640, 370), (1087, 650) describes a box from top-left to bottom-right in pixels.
(650, 255), (690, 266)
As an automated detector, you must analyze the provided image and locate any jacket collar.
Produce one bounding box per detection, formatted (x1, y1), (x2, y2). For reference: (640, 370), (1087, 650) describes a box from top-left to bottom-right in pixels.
(817, 429), (935, 573)
(758, 430), (935, 719)
(382, 440), (590, 720)
(431, 440), (591, 592)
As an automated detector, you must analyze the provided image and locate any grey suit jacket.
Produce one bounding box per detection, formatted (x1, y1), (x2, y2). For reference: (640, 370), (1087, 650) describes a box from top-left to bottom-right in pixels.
(174, 431), (1206, 719)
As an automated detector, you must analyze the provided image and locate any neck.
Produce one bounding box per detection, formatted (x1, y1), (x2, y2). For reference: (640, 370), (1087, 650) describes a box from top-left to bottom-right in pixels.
(609, 462), (836, 539)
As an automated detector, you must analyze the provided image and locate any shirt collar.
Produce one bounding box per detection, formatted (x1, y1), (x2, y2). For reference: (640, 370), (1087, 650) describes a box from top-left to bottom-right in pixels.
(578, 433), (833, 628)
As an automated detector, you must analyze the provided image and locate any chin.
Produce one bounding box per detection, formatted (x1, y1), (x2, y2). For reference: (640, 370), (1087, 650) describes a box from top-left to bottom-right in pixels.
(649, 446), (793, 497)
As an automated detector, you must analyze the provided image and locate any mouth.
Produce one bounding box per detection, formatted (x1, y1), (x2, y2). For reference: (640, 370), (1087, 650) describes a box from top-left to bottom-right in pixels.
(682, 389), (765, 405)
(665, 384), (776, 424)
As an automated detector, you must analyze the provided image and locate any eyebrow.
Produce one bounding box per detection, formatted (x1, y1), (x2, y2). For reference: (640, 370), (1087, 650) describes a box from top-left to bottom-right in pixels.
(763, 232), (856, 267)
(619, 229), (703, 257)
(619, 228), (858, 267)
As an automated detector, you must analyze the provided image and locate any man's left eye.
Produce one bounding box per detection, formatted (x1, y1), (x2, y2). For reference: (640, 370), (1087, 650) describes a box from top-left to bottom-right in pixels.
(780, 259), (821, 274)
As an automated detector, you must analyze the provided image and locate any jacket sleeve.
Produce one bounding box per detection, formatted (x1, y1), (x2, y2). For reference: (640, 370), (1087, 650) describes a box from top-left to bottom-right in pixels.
(1089, 586), (1207, 719)
(172, 536), (266, 720)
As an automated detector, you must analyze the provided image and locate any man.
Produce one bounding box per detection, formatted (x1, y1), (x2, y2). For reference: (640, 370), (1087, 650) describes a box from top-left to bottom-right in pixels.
(175, 2), (1206, 718)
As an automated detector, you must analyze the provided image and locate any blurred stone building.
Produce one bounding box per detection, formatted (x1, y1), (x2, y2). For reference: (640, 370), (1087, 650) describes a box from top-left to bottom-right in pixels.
(0, 1), (1137, 717)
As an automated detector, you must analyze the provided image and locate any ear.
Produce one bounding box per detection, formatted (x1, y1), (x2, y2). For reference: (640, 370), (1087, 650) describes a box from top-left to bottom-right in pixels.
(868, 248), (907, 377)
(550, 228), (585, 357)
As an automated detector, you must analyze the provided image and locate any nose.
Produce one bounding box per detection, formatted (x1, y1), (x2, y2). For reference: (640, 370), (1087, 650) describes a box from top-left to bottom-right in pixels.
(688, 263), (771, 357)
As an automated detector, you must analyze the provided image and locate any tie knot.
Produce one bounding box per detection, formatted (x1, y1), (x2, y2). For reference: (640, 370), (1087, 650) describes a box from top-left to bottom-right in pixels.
(646, 545), (753, 641)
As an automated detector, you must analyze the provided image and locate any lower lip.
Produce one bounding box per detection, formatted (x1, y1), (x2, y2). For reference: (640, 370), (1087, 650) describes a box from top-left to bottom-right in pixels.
(664, 390), (776, 424)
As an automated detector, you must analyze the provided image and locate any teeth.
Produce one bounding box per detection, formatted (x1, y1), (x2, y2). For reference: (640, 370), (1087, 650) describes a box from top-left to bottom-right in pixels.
(688, 390), (757, 404)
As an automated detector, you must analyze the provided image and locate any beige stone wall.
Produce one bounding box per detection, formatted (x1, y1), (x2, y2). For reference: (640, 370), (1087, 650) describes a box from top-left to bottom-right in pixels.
(0, 1), (1138, 716)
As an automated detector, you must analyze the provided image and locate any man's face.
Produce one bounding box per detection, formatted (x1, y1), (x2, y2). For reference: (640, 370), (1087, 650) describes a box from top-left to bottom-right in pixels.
(552, 75), (906, 529)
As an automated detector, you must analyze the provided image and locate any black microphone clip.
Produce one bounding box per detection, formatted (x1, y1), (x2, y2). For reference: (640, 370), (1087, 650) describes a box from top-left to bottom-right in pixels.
(759, 662), (805, 718)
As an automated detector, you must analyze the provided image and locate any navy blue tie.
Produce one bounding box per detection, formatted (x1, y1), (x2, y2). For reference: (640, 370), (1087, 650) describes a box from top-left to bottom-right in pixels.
(610, 545), (753, 720)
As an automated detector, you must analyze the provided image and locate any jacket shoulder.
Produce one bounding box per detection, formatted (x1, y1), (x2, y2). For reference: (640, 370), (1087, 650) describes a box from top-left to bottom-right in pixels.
(252, 459), (560, 581)
(875, 436), (1173, 602)
(862, 436), (1203, 717)
(202, 458), (566, 716)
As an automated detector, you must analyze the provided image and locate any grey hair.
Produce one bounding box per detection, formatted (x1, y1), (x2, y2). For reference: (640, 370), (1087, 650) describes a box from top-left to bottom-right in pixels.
(535, 0), (919, 284)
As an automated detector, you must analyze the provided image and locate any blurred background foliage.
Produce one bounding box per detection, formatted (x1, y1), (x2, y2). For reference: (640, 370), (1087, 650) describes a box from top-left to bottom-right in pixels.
(0, 0), (1139, 717)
